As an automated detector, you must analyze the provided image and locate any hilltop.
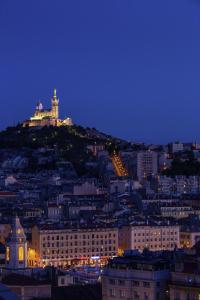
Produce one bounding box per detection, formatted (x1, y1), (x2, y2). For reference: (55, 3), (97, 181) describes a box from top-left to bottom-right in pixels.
(0, 124), (125, 175)
(0, 124), (111, 148)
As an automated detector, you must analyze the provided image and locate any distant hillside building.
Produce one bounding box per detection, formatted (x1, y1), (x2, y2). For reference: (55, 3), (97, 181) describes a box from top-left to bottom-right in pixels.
(23, 89), (73, 127)
(169, 142), (184, 154)
(137, 151), (158, 182)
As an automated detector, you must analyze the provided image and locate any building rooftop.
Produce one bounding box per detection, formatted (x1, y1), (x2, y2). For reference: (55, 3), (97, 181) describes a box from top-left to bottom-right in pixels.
(2, 274), (50, 286)
(36, 222), (117, 231)
(106, 250), (170, 271)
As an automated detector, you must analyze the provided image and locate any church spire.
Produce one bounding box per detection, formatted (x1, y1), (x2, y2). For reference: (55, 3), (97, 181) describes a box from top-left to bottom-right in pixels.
(53, 88), (57, 99)
(5, 215), (28, 269)
(10, 215), (26, 241)
(51, 88), (59, 119)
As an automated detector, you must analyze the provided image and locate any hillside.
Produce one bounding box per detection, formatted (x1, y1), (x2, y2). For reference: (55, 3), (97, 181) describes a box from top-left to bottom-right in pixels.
(0, 124), (117, 175)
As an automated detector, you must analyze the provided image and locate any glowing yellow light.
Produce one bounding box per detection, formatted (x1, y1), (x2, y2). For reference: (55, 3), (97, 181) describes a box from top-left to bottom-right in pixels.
(28, 248), (35, 260)
(6, 247), (10, 261)
(18, 246), (24, 261)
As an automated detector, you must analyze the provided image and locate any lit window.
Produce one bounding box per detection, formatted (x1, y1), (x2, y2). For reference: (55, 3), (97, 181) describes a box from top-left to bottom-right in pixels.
(18, 246), (24, 261)
(6, 247), (10, 261)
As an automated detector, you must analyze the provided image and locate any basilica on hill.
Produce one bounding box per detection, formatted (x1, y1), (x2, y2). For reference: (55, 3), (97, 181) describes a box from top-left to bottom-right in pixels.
(23, 89), (73, 127)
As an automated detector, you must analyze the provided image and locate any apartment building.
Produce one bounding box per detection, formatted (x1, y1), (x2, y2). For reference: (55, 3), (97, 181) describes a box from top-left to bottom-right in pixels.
(170, 271), (200, 300)
(169, 246), (200, 300)
(180, 226), (200, 248)
(119, 224), (180, 252)
(157, 176), (200, 196)
(102, 252), (170, 300)
(137, 151), (158, 182)
(157, 176), (174, 195)
(160, 205), (193, 219)
(102, 246), (200, 300)
(31, 225), (118, 267)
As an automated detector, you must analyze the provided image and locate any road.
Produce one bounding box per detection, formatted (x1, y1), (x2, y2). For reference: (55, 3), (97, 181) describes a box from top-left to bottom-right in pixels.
(111, 151), (128, 177)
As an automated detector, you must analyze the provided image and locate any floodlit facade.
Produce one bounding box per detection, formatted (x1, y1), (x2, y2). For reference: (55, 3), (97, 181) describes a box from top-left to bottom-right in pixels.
(23, 89), (73, 127)
(31, 225), (118, 267)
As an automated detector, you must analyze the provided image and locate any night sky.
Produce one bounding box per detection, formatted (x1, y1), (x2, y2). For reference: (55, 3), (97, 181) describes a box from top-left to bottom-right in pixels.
(0, 0), (200, 143)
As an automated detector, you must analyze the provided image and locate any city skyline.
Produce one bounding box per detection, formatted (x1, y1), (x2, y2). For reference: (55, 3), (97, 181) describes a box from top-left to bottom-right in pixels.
(1, 2), (200, 300)
(1, 0), (200, 143)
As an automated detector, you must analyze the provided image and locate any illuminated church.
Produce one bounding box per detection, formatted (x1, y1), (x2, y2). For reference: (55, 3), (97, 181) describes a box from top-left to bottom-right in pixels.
(23, 89), (73, 127)
(5, 216), (28, 271)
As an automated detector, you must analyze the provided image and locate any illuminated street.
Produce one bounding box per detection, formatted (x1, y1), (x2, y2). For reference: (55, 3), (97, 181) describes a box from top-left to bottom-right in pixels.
(111, 151), (128, 177)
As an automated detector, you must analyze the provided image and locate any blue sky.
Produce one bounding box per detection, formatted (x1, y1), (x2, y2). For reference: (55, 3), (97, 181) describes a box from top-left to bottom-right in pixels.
(0, 0), (200, 143)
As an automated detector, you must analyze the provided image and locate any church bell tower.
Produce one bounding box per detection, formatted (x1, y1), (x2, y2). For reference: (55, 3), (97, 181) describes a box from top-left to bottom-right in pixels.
(51, 88), (59, 119)
(5, 216), (28, 270)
